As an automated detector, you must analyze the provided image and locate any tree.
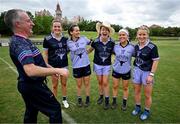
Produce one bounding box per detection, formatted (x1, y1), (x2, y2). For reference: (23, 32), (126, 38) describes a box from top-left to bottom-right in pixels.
(0, 11), (33, 36)
(112, 24), (122, 32)
(0, 11), (12, 36)
(150, 27), (164, 36)
(26, 11), (34, 20)
(33, 15), (53, 34)
(125, 27), (137, 41)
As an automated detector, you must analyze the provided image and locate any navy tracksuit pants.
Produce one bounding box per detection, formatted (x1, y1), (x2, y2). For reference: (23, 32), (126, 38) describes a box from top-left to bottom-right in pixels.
(18, 81), (62, 123)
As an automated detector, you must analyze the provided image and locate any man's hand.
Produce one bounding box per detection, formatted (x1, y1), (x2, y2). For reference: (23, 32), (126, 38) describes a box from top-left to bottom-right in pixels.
(55, 68), (69, 78)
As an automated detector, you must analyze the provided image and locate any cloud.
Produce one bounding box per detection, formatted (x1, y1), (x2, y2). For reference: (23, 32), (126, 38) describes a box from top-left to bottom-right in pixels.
(62, 0), (94, 18)
(1, 0), (180, 28)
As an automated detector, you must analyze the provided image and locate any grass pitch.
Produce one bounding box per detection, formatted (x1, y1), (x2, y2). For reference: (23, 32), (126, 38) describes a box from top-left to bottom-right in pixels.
(0, 39), (180, 123)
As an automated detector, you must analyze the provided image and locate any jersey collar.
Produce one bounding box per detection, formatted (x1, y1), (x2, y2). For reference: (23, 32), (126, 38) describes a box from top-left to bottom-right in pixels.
(14, 33), (27, 39)
(99, 37), (111, 45)
(51, 33), (62, 41)
(120, 41), (129, 48)
(138, 39), (150, 49)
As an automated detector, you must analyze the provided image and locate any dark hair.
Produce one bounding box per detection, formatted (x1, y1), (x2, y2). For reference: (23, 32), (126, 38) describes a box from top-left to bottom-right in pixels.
(100, 26), (110, 32)
(68, 24), (78, 36)
(4, 9), (24, 31)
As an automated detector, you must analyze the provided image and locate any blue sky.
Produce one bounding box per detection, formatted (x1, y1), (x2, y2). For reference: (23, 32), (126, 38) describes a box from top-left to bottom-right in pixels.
(1, 0), (180, 28)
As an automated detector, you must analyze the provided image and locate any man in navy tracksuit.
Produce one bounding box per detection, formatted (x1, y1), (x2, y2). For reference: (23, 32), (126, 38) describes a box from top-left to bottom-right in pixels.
(4, 9), (69, 123)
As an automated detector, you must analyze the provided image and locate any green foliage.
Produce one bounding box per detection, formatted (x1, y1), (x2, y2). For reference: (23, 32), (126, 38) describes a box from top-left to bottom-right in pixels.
(125, 27), (137, 41)
(0, 11), (13, 36)
(33, 16), (53, 35)
(26, 11), (34, 20)
(78, 20), (97, 31)
(150, 26), (180, 37)
(62, 23), (71, 31)
(112, 24), (122, 32)
(150, 27), (164, 36)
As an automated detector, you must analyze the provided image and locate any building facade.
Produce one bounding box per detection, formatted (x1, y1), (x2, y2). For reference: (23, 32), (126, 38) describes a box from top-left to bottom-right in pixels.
(55, 2), (62, 22)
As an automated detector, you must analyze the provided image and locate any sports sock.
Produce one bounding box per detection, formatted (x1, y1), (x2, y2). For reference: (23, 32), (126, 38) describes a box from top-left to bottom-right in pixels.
(113, 97), (117, 103)
(100, 95), (103, 98)
(145, 108), (150, 113)
(63, 96), (67, 101)
(123, 98), (127, 106)
(105, 96), (109, 104)
(136, 104), (141, 108)
(86, 96), (90, 102)
(77, 96), (82, 102)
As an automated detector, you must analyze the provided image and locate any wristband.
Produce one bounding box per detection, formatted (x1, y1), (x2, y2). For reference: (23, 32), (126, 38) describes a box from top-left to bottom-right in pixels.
(149, 72), (154, 77)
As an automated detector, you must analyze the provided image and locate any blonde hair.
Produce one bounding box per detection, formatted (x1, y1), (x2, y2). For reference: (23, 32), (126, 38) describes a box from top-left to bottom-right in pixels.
(52, 19), (61, 25)
(138, 25), (150, 34)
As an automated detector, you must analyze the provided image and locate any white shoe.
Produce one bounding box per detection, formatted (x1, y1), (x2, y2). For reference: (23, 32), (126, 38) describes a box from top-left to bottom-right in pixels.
(62, 100), (69, 108)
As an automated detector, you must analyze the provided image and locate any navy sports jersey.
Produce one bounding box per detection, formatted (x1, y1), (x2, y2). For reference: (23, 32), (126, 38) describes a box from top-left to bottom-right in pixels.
(43, 34), (68, 68)
(113, 42), (135, 74)
(67, 36), (90, 68)
(9, 35), (47, 82)
(133, 40), (159, 71)
(91, 37), (115, 65)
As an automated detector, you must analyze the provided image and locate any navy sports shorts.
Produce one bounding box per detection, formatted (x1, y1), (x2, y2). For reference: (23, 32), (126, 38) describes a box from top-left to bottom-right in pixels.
(112, 70), (131, 80)
(73, 64), (91, 78)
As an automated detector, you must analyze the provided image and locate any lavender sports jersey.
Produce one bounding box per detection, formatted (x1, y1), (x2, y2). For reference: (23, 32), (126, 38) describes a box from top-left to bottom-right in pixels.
(113, 43), (135, 74)
(67, 36), (90, 68)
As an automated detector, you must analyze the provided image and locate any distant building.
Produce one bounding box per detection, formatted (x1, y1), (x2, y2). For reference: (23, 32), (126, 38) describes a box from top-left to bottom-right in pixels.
(35, 9), (52, 17)
(150, 24), (161, 28)
(71, 15), (84, 24)
(54, 2), (62, 22)
(35, 2), (84, 24)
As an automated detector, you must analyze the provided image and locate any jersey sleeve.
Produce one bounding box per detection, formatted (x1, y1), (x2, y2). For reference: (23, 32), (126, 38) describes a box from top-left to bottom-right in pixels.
(43, 37), (49, 50)
(112, 44), (116, 55)
(84, 36), (91, 45)
(111, 41), (115, 53)
(91, 41), (95, 48)
(133, 45), (138, 57)
(13, 41), (35, 66)
(64, 37), (69, 52)
(151, 45), (159, 60)
(131, 45), (135, 57)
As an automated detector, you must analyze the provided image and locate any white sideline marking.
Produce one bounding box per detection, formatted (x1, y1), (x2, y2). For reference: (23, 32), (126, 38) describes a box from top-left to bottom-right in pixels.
(0, 57), (77, 124)
(0, 57), (18, 73)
